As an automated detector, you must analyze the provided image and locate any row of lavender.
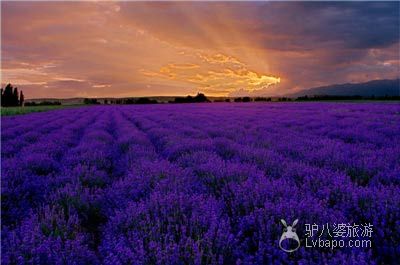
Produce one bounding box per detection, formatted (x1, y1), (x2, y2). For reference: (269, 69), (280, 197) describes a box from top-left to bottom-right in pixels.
(2, 103), (399, 264)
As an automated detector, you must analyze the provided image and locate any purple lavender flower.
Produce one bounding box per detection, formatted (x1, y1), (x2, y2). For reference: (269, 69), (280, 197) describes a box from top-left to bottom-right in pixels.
(2, 103), (399, 264)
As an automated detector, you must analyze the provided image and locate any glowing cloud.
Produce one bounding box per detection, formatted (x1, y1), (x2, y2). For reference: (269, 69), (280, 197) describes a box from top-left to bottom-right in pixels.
(141, 52), (280, 95)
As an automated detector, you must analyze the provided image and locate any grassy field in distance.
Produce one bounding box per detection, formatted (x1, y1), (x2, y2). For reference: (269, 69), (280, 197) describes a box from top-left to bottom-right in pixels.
(0, 105), (84, 116)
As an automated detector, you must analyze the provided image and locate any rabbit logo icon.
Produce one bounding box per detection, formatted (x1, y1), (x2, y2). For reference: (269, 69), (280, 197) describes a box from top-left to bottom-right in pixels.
(279, 219), (300, 253)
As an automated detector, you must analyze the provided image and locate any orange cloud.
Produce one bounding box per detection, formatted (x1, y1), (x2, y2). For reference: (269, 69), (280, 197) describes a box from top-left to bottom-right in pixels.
(140, 52), (280, 95)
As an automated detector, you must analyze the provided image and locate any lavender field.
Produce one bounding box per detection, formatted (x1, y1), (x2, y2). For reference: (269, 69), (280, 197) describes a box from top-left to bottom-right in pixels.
(2, 103), (400, 264)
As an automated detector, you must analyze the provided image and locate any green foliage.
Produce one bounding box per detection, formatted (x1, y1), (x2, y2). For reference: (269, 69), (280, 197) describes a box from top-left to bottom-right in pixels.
(1, 105), (83, 116)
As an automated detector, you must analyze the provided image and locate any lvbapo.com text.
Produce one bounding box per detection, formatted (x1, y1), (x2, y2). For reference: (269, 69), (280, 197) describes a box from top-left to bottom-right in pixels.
(305, 238), (372, 249)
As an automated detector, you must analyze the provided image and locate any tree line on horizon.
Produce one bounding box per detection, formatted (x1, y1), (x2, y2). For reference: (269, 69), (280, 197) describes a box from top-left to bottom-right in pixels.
(83, 93), (211, 105)
(3, 82), (399, 108)
(295, 95), (400, 101)
(84, 97), (159, 105)
(1, 84), (24, 107)
(25, 101), (61, 106)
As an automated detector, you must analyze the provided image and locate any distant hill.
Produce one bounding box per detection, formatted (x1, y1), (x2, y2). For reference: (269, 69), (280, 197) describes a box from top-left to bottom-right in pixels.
(289, 79), (400, 97)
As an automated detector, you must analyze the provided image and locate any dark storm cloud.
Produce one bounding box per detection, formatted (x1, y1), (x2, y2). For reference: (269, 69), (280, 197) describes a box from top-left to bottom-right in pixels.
(247, 2), (400, 51)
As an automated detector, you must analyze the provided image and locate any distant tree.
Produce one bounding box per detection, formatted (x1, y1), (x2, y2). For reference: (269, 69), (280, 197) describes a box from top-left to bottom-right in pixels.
(2, 84), (14, 106)
(25, 101), (61, 106)
(296, 95), (309, 101)
(234, 97), (251, 102)
(278, 97), (292, 101)
(84, 98), (99, 104)
(193, 93), (209, 103)
(225, 98), (231, 102)
(24, 102), (37, 106)
(136, 97), (158, 104)
(19, 91), (24, 106)
(254, 97), (271, 102)
(104, 99), (108, 104)
(13, 87), (19, 106)
(39, 101), (61, 105)
(173, 93), (209, 103)
(124, 98), (135, 104)
(173, 97), (186, 103)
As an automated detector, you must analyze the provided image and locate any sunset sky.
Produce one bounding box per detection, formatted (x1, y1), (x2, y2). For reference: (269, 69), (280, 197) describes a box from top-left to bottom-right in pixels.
(2, 1), (399, 99)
